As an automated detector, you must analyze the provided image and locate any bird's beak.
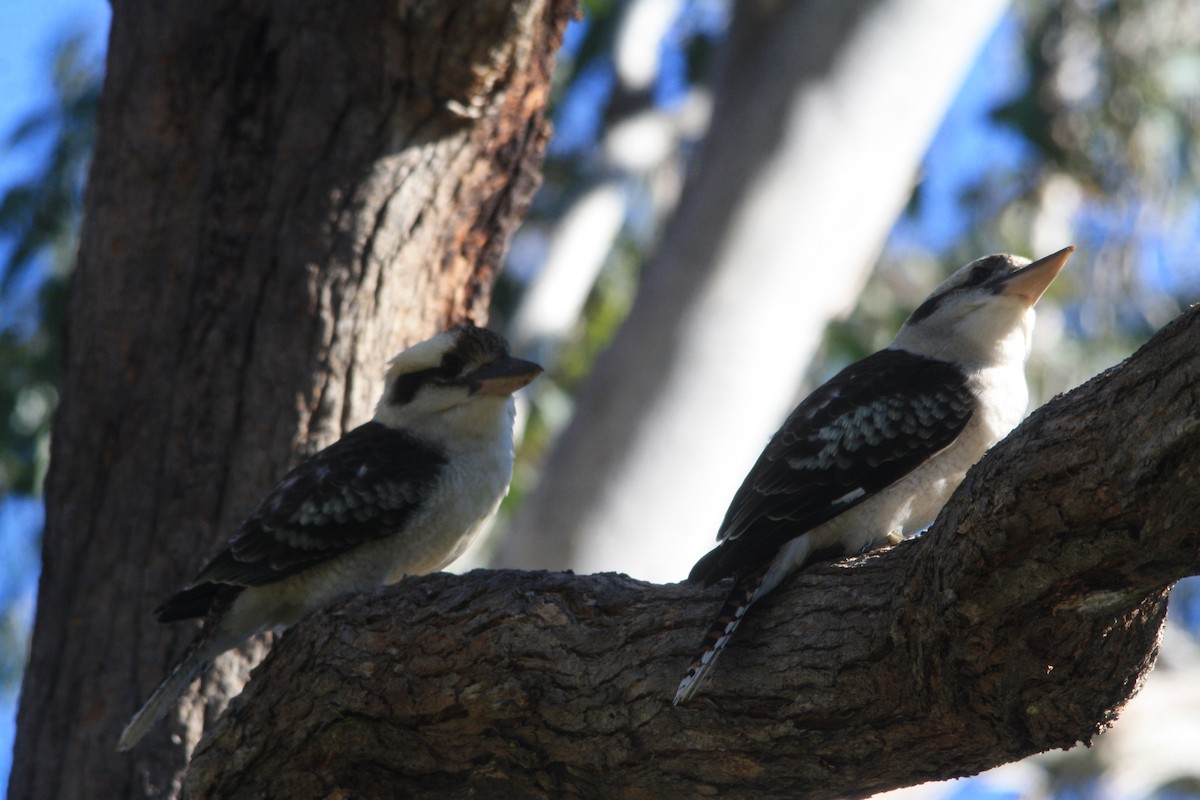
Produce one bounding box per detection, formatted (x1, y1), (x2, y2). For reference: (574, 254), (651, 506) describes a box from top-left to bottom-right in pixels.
(997, 245), (1074, 308)
(464, 356), (543, 396)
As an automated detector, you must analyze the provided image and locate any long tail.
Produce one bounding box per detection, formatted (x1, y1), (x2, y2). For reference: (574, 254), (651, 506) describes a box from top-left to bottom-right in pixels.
(673, 566), (768, 705)
(117, 644), (210, 751)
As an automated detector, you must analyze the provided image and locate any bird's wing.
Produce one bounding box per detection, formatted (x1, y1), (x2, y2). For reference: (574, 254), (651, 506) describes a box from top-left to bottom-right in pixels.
(689, 349), (974, 585)
(188, 421), (446, 589)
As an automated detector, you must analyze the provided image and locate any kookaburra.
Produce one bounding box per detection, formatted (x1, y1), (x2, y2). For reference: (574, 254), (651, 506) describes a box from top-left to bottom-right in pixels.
(118, 325), (541, 750)
(674, 246), (1074, 705)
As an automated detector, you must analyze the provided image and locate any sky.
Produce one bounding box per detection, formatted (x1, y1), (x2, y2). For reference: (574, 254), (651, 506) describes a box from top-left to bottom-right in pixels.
(0, 1), (108, 210)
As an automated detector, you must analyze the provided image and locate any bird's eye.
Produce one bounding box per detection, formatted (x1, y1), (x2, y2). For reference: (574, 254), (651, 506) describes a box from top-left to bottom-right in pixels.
(964, 265), (991, 287)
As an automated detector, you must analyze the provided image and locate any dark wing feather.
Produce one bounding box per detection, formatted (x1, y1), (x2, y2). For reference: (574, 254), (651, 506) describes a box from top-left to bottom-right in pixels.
(156, 422), (445, 621)
(689, 349), (974, 586)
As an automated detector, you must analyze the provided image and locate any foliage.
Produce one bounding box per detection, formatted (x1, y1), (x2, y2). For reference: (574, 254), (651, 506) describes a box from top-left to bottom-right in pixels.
(494, 0), (724, 363)
(0, 34), (100, 496)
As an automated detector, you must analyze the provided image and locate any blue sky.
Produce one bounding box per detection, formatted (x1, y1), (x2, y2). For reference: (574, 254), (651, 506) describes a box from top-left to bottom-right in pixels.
(890, 13), (1031, 254)
(0, 1), (108, 207)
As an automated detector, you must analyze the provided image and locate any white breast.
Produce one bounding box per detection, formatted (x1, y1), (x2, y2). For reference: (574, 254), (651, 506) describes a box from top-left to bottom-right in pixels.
(761, 362), (1028, 600)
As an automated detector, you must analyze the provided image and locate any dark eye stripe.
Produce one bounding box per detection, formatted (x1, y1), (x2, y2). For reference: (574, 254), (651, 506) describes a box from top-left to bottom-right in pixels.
(439, 352), (464, 375)
(907, 294), (944, 324)
(388, 327), (515, 407)
(906, 256), (1012, 324)
(388, 352), (474, 406)
(388, 366), (442, 405)
(966, 255), (1013, 286)
(964, 264), (991, 286)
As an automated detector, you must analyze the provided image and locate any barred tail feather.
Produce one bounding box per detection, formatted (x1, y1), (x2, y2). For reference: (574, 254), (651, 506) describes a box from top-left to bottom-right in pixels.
(117, 647), (209, 751)
(673, 567), (767, 705)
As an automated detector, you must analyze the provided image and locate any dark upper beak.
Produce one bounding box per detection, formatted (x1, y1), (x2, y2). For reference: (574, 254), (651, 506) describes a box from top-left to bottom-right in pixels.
(464, 355), (543, 396)
(994, 245), (1074, 308)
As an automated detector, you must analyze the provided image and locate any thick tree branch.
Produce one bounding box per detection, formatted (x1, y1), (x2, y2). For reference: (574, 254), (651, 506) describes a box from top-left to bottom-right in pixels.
(187, 305), (1200, 799)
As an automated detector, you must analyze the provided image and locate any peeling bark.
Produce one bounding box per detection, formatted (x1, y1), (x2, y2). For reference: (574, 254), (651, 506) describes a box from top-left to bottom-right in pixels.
(9, 2), (574, 799)
(187, 306), (1200, 798)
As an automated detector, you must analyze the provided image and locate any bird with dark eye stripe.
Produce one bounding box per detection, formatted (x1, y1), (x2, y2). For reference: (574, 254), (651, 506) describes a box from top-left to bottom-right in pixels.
(119, 324), (541, 750)
(674, 246), (1074, 705)
(908, 253), (1040, 324)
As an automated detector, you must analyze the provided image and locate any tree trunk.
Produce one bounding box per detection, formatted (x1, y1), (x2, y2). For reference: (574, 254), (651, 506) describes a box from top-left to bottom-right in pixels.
(186, 305), (1200, 799)
(8, 2), (573, 798)
(496, 0), (1009, 581)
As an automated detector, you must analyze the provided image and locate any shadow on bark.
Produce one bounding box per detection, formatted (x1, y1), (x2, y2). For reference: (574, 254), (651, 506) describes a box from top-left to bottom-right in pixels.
(187, 306), (1200, 798)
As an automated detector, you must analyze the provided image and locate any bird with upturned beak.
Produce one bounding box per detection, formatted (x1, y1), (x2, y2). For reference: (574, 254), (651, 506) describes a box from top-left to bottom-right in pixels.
(675, 247), (1073, 704)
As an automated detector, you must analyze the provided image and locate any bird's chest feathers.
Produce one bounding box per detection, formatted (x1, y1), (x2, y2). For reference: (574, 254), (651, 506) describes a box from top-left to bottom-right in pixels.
(966, 363), (1029, 447)
(380, 432), (514, 579)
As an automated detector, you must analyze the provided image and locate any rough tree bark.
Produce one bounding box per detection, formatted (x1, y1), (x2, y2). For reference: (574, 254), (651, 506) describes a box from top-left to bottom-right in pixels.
(9, 2), (573, 799)
(186, 304), (1199, 799)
